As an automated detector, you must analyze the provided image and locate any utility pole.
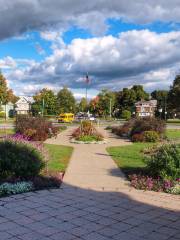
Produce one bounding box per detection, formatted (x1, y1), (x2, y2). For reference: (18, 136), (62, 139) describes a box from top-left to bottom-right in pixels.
(42, 98), (45, 117)
(85, 72), (89, 103)
(109, 98), (112, 118)
(164, 96), (167, 121)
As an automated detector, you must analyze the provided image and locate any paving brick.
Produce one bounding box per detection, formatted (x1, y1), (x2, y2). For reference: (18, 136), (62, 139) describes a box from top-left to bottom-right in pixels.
(82, 232), (110, 240)
(0, 231), (13, 240)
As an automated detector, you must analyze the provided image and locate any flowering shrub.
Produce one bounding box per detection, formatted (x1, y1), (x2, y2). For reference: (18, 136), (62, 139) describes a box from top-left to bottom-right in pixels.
(129, 174), (178, 193)
(0, 182), (33, 197)
(0, 136), (46, 179)
(144, 143), (180, 181)
(15, 115), (58, 141)
(72, 120), (103, 141)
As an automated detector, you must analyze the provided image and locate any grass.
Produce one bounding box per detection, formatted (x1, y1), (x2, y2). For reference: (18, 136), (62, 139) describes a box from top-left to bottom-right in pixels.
(45, 144), (73, 173)
(166, 129), (180, 140)
(0, 128), (15, 136)
(0, 119), (15, 123)
(107, 129), (180, 177)
(107, 143), (153, 176)
(167, 119), (180, 124)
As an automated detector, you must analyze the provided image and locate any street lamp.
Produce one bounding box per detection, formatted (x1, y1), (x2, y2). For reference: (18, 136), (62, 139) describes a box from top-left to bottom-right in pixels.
(159, 108), (163, 119)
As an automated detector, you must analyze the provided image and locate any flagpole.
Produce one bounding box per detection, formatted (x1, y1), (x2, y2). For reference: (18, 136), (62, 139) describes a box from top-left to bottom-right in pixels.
(85, 72), (88, 103)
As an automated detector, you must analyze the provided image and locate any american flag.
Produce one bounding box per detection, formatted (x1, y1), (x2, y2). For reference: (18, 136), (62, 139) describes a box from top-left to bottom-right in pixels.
(85, 73), (90, 84)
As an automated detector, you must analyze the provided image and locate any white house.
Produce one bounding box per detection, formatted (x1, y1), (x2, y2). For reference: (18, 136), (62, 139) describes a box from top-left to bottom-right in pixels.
(15, 96), (34, 115)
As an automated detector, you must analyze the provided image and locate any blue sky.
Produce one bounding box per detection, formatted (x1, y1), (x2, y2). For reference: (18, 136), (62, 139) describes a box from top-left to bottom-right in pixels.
(0, 1), (180, 97)
(0, 19), (178, 61)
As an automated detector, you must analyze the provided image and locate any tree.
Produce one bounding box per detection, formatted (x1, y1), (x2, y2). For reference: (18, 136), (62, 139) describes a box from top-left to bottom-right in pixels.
(115, 85), (149, 116)
(7, 89), (19, 104)
(0, 72), (17, 104)
(132, 85), (149, 101)
(97, 89), (115, 117)
(32, 88), (57, 115)
(78, 97), (87, 112)
(168, 75), (180, 116)
(57, 87), (76, 113)
(151, 90), (168, 118)
(121, 110), (131, 120)
(0, 72), (8, 104)
(89, 96), (99, 114)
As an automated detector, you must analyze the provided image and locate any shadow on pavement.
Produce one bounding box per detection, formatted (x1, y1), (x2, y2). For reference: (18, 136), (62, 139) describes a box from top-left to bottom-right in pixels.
(0, 182), (179, 240)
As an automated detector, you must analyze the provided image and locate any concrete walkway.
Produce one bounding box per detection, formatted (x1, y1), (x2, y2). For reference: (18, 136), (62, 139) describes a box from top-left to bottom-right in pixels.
(62, 127), (130, 190)
(0, 127), (179, 240)
(46, 127), (180, 210)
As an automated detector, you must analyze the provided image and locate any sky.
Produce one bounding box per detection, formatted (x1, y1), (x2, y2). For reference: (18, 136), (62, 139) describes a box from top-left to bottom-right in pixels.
(1, 1), (180, 99)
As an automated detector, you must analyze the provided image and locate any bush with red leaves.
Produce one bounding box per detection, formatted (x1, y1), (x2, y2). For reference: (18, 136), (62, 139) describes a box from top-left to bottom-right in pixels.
(15, 115), (58, 141)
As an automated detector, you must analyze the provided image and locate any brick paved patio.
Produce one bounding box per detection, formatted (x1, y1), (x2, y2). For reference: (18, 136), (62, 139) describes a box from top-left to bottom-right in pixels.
(0, 186), (179, 240)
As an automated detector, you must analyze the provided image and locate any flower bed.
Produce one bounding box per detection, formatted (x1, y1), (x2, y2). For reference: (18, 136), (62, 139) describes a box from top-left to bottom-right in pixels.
(129, 174), (180, 194)
(107, 142), (180, 195)
(71, 120), (105, 144)
(111, 117), (165, 143)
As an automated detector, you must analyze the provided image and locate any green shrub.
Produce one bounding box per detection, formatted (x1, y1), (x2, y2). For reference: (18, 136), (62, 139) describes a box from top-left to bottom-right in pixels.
(145, 143), (180, 180)
(143, 131), (159, 142)
(0, 112), (5, 118)
(121, 110), (131, 120)
(0, 182), (33, 197)
(0, 140), (45, 179)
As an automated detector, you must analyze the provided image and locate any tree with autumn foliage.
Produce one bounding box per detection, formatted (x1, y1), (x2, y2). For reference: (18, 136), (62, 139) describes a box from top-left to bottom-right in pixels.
(0, 72), (18, 105)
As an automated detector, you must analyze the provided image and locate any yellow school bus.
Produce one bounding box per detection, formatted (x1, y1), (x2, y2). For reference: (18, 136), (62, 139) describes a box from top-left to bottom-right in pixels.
(58, 113), (74, 123)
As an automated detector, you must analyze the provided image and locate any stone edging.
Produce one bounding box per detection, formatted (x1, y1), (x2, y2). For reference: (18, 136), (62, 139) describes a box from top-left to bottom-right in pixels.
(70, 138), (108, 144)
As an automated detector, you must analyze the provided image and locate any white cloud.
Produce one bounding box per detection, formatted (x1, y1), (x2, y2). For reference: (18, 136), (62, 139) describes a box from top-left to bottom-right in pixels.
(0, 56), (17, 69)
(5, 30), (180, 95)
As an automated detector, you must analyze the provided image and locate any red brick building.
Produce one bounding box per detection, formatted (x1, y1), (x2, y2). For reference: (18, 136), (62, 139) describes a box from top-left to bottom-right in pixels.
(135, 100), (157, 117)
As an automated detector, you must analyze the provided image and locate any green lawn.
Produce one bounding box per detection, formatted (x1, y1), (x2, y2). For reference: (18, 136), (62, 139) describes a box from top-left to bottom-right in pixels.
(166, 129), (180, 140)
(107, 143), (153, 176)
(0, 119), (15, 123)
(107, 129), (180, 176)
(167, 119), (180, 124)
(45, 144), (73, 174)
(0, 128), (15, 136)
